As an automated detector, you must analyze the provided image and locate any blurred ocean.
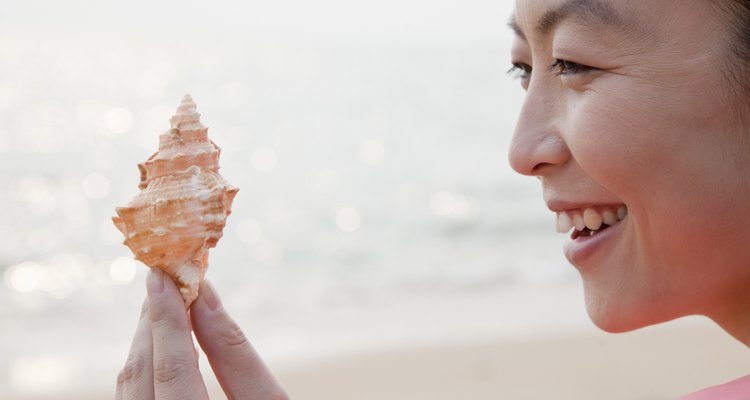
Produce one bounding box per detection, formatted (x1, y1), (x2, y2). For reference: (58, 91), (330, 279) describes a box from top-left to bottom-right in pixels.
(0, 2), (589, 397)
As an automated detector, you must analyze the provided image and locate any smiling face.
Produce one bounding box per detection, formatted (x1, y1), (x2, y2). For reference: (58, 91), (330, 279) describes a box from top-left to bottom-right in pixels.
(508, 0), (750, 334)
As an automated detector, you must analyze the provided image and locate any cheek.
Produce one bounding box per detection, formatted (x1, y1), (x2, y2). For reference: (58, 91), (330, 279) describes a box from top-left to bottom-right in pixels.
(566, 80), (750, 308)
(562, 78), (731, 204)
(562, 88), (669, 198)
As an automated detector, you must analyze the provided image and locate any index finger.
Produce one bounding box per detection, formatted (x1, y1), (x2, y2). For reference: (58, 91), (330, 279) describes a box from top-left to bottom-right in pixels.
(191, 280), (288, 400)
(146, 269), (209, 399)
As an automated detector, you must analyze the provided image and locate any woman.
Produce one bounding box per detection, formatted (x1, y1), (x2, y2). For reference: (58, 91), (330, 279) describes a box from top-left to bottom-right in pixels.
(116, 0), (750, 398)
(507, 0), (750, 397)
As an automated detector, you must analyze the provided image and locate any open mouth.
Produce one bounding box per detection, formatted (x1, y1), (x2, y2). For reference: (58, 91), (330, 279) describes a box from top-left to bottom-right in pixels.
(556, 206), (627, 240)
(571, 224), (613, 239)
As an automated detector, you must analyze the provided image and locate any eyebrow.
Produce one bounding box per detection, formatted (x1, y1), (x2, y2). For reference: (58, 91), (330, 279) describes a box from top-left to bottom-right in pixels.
(508, 0), (623, 40)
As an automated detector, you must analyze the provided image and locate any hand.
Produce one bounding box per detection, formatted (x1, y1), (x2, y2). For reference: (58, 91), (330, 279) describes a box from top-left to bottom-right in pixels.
(115, 269), (288, 400)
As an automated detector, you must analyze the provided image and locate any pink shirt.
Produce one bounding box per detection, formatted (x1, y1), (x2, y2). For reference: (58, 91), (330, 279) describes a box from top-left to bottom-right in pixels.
(678, 375), (750, 399)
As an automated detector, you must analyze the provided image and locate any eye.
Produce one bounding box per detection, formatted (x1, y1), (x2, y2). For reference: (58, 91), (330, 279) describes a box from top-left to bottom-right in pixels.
(507, 62), (532, 80)
(547, 59), (593, 76)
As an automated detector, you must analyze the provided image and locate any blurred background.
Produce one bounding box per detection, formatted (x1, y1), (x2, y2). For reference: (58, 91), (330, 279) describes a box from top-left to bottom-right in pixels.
(0, 1), (746, 399)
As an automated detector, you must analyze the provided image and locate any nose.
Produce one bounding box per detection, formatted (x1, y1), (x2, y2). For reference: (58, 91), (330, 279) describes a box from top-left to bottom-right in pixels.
(508, 87), (571, 176)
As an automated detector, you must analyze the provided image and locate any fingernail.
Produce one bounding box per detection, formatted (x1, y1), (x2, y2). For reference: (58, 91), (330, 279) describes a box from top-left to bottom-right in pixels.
(201, 280), (221, 311)
(147, 269), (164, 295)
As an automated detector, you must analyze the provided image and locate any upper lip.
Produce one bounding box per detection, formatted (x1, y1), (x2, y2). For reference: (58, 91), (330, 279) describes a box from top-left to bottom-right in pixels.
(545, 199), (624, 213)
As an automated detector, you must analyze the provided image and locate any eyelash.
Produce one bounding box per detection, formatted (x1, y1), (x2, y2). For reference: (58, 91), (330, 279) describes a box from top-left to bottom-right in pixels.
(507, 63), (532, 80)
(547, 59), (592, 76)
(507, 59), (593, 81)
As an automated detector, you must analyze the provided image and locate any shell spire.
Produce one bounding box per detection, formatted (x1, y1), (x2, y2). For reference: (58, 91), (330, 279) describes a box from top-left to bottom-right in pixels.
(112, 94), (238, 305)
(170, 94), (203, 129)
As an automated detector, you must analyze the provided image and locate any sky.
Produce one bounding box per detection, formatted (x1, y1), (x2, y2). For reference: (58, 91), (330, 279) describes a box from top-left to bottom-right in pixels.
(1, 0), (515, 37)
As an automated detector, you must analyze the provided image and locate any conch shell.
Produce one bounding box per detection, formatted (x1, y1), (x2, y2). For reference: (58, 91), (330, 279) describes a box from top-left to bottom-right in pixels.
(113, 94), (238, 305)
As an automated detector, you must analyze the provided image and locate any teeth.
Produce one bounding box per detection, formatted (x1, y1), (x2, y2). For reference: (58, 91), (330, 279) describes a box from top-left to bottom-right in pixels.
(617, 206), (628, 220)
(583, 208), (602, 231)
(555, 205), (628, 235)
(572, 213), (585, 231)
(556, 211), (573, 233)
(602, 210), (618, 226)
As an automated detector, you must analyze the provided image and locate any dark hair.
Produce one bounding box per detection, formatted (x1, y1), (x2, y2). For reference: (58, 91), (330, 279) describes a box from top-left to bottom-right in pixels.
(712, 1), (750, 107)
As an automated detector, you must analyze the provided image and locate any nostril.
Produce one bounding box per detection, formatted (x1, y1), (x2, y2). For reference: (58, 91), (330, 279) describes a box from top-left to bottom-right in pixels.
(508, 140), (545, 176)
(508, 135), (571, 177)
(531, 162), (556, 175)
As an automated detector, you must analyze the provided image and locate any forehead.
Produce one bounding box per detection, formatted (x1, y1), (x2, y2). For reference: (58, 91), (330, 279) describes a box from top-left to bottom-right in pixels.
(511, 0), (724, 48)
(512, 0), (631, 39)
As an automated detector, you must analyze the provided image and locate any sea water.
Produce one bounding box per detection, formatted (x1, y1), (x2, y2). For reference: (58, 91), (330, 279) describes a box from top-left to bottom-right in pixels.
(0, 29), (587, 397)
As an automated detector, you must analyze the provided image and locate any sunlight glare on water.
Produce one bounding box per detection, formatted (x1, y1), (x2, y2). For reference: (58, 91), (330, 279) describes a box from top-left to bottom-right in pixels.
(333, 205), (362, 232)
(109, 257), (138, 285)
(430, 190), (481, 222)
(101, 107), (133, 135)
(5, 262), (42, 293)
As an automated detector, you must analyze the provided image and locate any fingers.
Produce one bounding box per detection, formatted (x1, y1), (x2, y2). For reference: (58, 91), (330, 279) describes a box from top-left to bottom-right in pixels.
(117, 300), (154, 400)
(191, 280), (289, 400)
(146, 269), (209, 400)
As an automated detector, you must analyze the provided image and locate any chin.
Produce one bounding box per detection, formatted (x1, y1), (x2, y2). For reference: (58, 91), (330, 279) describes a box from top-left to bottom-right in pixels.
(588, 312), (644, 333)
(582, 290), (680, 334)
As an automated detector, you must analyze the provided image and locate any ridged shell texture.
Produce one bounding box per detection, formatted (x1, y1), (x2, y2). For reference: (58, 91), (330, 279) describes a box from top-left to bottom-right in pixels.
(113, 94), (238, 305)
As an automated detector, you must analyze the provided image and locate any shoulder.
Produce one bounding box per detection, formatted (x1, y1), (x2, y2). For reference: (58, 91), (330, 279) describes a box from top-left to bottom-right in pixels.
(678, 374), (750, 400)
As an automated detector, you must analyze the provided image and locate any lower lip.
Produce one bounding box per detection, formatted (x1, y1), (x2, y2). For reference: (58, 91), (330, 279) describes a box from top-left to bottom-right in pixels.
(563, 218), (626, 265)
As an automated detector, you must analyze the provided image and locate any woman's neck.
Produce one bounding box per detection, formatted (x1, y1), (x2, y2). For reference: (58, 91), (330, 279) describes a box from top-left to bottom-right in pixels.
(708, 292), (750, 347)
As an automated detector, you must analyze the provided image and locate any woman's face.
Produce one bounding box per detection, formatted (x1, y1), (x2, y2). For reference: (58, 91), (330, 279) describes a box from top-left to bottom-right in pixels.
(509, 0), (750, 332)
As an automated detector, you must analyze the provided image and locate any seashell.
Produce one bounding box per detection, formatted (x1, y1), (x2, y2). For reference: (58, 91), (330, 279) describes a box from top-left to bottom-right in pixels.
(112, 94), (238, 305)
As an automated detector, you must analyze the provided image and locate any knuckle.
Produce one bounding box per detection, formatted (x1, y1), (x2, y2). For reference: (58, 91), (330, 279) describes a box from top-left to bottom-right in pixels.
(118, 354), (147, 386)
(153, 357), (193, 384)
(149, 305), (188, 331)
(139, 300), (149, 318)
(218, 321), (250, 349)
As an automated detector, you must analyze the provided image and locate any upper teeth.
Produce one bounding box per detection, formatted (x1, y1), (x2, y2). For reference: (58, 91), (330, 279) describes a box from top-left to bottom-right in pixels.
(556, 206), (627, 233)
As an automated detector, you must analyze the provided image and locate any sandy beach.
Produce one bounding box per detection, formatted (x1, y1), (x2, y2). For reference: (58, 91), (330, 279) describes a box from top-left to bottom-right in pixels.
(274, 320), (747, 400)
(5, 318), (747, 400)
